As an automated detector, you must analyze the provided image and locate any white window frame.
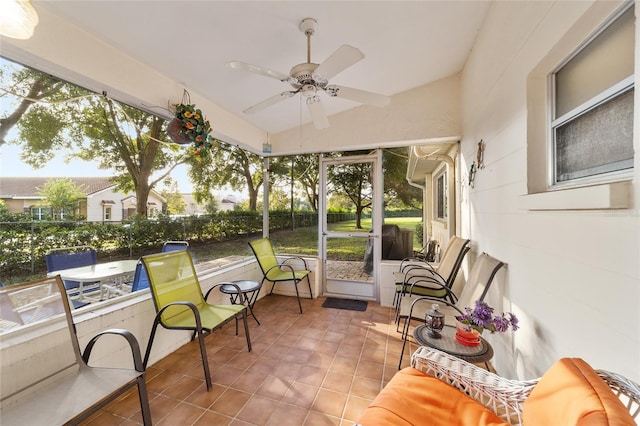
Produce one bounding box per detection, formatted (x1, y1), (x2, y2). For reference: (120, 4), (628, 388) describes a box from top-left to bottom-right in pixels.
(434, 170), (448, 221)
(523, 1), (634, 210)
(30, 206), (49, 221)
(548, 4), (634, 189)
(104, 206), (112, 221)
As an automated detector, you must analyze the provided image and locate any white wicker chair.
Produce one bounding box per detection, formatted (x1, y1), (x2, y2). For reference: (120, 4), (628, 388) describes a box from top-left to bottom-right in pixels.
(410, 346), (640, 425)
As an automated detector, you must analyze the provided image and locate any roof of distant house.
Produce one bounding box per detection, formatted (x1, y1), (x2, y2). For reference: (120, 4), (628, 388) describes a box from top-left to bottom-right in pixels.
(0, 177), (115, 197)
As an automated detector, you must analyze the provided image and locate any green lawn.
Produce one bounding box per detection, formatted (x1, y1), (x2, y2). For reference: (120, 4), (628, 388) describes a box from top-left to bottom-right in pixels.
(270, 216), (422, 261)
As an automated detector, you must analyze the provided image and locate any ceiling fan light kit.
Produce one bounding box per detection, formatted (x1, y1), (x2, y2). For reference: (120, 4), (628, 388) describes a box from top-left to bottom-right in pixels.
(225, 17), (390, 130)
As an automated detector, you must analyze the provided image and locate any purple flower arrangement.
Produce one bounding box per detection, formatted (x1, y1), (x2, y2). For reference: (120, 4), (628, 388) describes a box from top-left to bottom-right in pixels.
(455, 300), (519, 334)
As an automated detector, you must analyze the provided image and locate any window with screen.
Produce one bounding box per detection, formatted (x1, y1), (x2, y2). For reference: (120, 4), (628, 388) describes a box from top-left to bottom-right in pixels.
(551, 5), (634, 186)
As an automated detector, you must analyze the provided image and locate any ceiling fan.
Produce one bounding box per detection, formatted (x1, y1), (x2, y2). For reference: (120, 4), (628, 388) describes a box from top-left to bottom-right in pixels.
(225, 18), (390, 129)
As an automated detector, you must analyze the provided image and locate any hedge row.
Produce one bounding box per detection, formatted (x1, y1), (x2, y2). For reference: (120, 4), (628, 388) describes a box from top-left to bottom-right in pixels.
(0, 209), (418, 280)
(0, 210), (356, 279)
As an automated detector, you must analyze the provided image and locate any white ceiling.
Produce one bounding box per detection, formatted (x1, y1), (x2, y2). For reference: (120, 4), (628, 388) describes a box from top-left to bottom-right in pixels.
(36, 1), (490, 134)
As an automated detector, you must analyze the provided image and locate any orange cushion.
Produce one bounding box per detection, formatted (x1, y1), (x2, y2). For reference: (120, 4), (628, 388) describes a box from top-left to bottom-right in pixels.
(522, 358), (635, 425)
(356, 367), (508, 426)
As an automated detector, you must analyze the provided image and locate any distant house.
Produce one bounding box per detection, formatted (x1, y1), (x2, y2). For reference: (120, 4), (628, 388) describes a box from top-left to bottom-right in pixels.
(219, 194), (238, 212)
(177, 193), (238, 216)
(181, 193), (208, 216)
(0, 177), (165, 221)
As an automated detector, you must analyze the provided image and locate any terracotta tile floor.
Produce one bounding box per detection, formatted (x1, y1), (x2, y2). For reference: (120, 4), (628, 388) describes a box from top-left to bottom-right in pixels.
(81, 294), (419, 425)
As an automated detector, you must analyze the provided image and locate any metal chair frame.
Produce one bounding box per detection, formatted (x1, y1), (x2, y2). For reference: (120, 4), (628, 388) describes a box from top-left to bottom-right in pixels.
(248, 237), (312, 314)
(141, 250), (251, 391)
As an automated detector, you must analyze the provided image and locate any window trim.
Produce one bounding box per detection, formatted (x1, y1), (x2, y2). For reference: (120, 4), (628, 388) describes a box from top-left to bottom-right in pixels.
(434, 170), (448, 221)
(524, 1), (634, 210)
(548, 5), (634, 189)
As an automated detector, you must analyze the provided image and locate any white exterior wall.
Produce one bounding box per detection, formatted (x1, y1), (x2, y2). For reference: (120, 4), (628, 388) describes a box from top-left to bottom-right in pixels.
(460, 0), (639, 382)
(86, 187), (121, 222)
(86, 188), (165, 221)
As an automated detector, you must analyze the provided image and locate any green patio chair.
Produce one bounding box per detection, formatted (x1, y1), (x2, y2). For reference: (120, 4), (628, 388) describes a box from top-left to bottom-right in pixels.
(248, 237), (312, 314)
(141, 250), (251, 391)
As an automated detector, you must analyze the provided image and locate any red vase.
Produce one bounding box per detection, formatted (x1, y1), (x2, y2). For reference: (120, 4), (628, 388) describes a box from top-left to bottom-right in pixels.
(455, 322), (481, 346)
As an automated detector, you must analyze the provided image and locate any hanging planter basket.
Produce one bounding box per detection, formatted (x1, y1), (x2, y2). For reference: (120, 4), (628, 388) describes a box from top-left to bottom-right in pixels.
(166, 90), (214, 158)
(166, 117), (192, 145)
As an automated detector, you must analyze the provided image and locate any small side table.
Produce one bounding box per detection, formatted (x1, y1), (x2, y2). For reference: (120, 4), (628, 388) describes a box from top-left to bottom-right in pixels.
(220, 280), (262, 325)
(413, 324), (494, 369)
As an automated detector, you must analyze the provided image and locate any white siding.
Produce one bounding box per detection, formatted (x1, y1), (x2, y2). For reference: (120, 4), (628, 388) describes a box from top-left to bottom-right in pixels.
(460, 0), (639, 382)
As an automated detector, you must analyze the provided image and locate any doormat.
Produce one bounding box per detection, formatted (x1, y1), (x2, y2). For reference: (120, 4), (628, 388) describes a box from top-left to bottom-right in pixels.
(322, 297), (368, 312)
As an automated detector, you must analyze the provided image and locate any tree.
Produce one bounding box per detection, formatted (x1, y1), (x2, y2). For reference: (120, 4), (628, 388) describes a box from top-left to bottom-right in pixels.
(205, 198), (218, 214)
(267, 188), (291, 210)
(326, 149), (421, 228)
(161, 180), (187, 215)
(189, 143), (266, 211)
(0, 60), (67, 147)
(2, 58), (189, 216)
(383, 148), (422, 209)
(35, 178), (86, 219)
(75, 97), (187, 216)
(328, 151), (373, 229)
(292, 154), (319, 211)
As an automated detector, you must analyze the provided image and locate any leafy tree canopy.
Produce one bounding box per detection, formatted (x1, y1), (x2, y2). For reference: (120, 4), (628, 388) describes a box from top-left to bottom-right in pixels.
(160, 179), (187, 215)
(35, 178), (86, 219)
(1, 57), (190, 216)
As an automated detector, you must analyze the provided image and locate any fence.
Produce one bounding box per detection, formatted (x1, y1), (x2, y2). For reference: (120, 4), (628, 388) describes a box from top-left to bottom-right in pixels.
(0, 210), (420, 280)
(0, 211), (364, 279)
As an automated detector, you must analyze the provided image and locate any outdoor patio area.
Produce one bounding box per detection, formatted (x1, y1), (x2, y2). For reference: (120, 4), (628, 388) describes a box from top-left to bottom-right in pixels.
(81, 294), (413, 425)
(325, 260), (373, 283)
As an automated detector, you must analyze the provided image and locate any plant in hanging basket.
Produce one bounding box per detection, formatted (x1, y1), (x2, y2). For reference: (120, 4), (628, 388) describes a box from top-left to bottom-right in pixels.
(167, 103), (213, 156)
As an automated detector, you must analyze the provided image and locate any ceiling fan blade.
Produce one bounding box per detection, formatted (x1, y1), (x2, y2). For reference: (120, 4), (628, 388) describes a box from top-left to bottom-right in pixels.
(306, 96), (329, 129)
(313, 45), (364, 83)
(325, 85), (390, 108)
(243, 91), (296, 114)
(225, 61), (290, 82)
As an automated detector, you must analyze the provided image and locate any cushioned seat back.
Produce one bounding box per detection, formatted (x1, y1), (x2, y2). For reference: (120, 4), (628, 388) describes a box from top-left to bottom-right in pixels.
(455, 253), (505, 309)
(523, 358), (636, 425)
(142, 250), (205, 326)
(436, 236), (470, 283)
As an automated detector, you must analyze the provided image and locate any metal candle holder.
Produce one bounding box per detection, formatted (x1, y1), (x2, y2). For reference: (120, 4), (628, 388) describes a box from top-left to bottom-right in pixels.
(425, 303), (444, 338)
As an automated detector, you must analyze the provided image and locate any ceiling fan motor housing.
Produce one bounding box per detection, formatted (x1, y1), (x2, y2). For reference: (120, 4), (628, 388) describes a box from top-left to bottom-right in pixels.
(289, 62), (326, 88)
